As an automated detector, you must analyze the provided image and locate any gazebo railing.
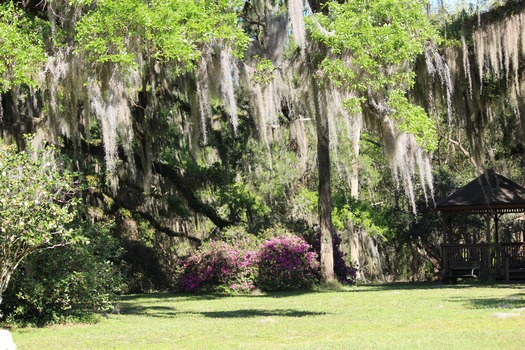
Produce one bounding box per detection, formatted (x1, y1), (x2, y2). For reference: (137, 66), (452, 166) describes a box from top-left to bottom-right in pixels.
(442, 243), (525, 281)
(441, 243), (501, 280)
(500, 243), (525, 279)
(500, 243), (525, 259)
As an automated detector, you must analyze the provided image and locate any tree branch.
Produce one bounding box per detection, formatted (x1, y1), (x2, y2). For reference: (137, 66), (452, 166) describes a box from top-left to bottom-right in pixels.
(61, 137), (232, 231)
(446, 137), (479, 169)
(153, 162), (232, 229)
(133, 210), (202, 245)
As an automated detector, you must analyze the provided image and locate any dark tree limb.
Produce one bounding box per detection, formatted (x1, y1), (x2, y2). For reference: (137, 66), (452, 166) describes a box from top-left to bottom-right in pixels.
(153, 162), (232, 229)
(62, 137), (232, 230)
(133, 210), (202, 245)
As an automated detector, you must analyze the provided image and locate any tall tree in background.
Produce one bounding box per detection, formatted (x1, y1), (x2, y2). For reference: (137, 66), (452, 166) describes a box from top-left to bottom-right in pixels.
(284, 0), (439, 281)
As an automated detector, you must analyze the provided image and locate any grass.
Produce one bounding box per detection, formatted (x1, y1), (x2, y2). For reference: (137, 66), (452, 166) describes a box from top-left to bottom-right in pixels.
(10, 282), (525, 349)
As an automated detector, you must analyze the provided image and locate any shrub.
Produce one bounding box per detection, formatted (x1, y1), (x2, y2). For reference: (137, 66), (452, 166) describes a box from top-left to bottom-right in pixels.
(330, 232), (358, 284)
(177, 228), (323, 293)
(0, 220), (123, 326)
(309, 230), (358, 285)
(0, 138), (81, 305)
(177, 234), (259, 293)
(258, 235), (319, 291)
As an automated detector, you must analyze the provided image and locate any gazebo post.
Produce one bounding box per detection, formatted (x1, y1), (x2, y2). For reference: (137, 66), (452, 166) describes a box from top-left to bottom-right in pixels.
(494, 213), (500, 244)
(442, 213), (453, 244)
(485, 214), (492, 242)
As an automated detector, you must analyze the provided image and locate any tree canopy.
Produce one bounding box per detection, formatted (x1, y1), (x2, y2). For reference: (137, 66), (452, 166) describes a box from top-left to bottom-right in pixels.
(1, 0), (525, 324)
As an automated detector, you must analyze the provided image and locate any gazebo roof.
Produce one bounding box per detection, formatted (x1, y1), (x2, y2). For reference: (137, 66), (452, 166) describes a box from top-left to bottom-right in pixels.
(435, 170), (525, 214)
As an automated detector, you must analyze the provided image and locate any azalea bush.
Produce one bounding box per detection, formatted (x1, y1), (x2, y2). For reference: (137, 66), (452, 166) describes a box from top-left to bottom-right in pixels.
(177, 233), (259, 293)
(176, 227), (321, 293)
(258, 235), (320, 291)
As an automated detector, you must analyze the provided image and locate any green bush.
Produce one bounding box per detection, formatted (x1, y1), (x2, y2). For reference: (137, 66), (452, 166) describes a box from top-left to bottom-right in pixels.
(0, 220), (123, 326)
(0, 138), (82, 303)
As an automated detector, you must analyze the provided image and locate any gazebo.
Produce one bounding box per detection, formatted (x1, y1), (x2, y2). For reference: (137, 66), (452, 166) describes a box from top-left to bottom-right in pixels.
(435, 170), (525, 281)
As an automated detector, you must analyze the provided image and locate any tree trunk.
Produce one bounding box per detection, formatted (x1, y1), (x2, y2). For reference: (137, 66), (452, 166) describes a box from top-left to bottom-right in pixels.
(313, 80), (335, 283)
(0, 265), (15, 306)
(350, 127), (361, 199)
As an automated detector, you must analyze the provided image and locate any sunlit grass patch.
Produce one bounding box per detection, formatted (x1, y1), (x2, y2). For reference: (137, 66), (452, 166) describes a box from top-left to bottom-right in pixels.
(11, 282), (525, 350)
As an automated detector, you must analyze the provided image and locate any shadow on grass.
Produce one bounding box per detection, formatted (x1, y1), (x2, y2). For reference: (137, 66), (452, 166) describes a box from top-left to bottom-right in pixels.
(345, 280), (525, 293)
(119, 289), (323, 304)
(446, 292), (525, 310)
(199, 309), (327, 318)
(121, 304), (328, 319)
(119, 292), (223, 302)
(118, 280), (522, 303)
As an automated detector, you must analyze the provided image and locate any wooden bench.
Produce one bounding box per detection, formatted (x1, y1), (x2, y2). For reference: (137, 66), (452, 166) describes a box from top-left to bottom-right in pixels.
(443, 259), (481, 283)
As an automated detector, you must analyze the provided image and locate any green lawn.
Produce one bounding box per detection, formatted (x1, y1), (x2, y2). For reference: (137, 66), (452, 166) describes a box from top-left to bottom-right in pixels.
(10, 282), (525, 349)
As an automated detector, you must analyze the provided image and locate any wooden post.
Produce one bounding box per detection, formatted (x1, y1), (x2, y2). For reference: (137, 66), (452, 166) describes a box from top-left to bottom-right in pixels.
(494, 213), (500, 244)
(485, 214), (492, 243)
(505, 256), (510, 281)
(442, 213), (453, 244)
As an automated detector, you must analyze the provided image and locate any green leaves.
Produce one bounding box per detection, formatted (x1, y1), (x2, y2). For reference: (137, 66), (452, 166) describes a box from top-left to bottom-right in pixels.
(332, 199), (393, 240)
(0, 139), (80, 268)
(251, 55), (275, 85)
(311, 0), (439, 152)
(74, 0), (249, 71)
(388, 90), (438, 152)
(0, 1), (47, 92)
(74, 0), (147, 67)
(313, 0), (439, 91)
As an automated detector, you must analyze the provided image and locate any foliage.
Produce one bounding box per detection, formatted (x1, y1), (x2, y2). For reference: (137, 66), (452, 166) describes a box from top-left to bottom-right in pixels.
(176, 234), (260, 293)
(258, 235), (319, 291)
(0, 138), (81, 302)
(217, 180), (270, 223)
(311, 0), (440, 153)
(293, 187), (318, 218)
(251, 55), (275, 85)
(234, 132), (316, 230)
(0, 220), (123, 326)
(388, 90), (438, 152)
(75, 0), (250, 70)
(332, 198), (394, 240)
(0, 1), (47, 92)
(313, 0), (439, 90)
(259, 225), (300, 240)
(215, 225), (259, 247)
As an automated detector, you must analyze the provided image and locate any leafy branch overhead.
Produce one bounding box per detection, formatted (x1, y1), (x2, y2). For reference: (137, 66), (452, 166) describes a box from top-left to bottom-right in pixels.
(312, 0), (440, 151)
(0, 2), (47, 92)
(74, 0), (250, 70)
